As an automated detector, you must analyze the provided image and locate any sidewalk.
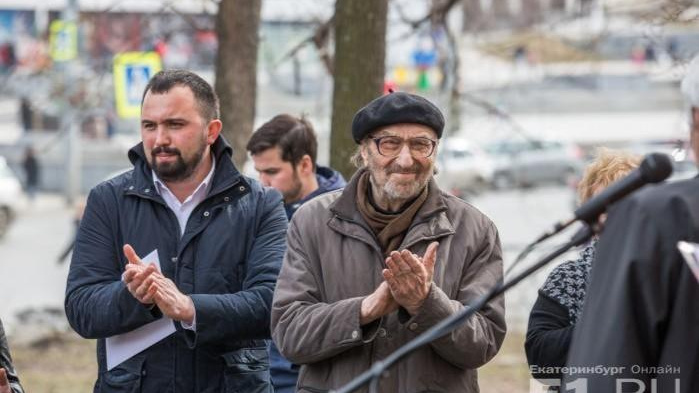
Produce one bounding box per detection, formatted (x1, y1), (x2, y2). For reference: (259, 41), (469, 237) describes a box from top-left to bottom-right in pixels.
(0, 193), (74, 338)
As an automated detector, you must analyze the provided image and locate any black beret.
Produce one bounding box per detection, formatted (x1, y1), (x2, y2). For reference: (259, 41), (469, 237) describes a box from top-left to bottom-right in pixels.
(351, 92), (445, 143)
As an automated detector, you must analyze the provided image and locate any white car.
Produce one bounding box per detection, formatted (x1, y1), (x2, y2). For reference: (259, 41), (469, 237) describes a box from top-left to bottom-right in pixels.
(0, 156), (23, 238)
(435, 138), (495, 198)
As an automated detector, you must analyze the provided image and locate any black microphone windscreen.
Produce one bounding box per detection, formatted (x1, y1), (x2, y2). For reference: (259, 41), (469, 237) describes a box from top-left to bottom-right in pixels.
(640, 153), (673, 183)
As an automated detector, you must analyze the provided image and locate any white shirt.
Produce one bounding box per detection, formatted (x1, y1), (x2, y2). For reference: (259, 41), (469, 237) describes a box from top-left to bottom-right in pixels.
(151, 156), (216, 331)
(152, 157), (216, 237)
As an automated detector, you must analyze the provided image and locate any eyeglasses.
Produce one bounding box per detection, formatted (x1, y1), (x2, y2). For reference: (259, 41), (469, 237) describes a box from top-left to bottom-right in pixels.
(370, 135), (438, 158)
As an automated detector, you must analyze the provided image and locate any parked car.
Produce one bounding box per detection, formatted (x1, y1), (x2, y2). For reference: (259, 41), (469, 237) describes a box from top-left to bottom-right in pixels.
(484, 138), (584, 189)
(435, 137), (495, 198)
(0, 156), (23, 238)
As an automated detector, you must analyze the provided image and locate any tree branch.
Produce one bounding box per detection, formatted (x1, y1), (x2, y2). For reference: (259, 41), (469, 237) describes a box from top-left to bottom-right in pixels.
(273, 16), (335, 75)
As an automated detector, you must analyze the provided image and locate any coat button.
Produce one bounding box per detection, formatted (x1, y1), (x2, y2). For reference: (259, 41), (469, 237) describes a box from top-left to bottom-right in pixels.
(224, 196), (230, 202)
(171, 257), (178, 263)
(378, 328), (387, 338)
(408, 322), (418, 331)
(203, 211), (210, 217)
(351, 330), (359, 339)
(239, 186), (246, 192)
(128, 186), (134, 190)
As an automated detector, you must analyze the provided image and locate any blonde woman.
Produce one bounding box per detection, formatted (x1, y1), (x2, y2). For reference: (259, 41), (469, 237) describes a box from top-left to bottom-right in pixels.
(524, 148), (641, 386)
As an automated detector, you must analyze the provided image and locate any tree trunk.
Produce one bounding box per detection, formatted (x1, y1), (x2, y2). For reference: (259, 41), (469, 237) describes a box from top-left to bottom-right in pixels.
(330, 0), (388, 179)
(215, 0), (261, 169)
(462, 0), (486, 31)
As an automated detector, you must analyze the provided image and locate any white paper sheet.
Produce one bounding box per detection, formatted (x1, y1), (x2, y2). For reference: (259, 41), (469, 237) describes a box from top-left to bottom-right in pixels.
(106, 249), (176, 370)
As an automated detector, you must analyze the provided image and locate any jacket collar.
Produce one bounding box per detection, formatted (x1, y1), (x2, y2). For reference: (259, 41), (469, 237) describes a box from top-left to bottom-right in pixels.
(125, 135), (248, 200)
(329, 168), (454, 250)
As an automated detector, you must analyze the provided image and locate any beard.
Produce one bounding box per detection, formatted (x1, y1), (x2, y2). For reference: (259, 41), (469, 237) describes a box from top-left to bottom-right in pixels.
(150, 141), (206, 183)
(366, 151), (433, 201)
(282, 169), (304, 203)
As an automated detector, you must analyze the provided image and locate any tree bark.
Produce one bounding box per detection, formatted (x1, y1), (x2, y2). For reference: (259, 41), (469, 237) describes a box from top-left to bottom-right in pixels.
(330, 0), (388, 179)
(215, 0), (261, 169)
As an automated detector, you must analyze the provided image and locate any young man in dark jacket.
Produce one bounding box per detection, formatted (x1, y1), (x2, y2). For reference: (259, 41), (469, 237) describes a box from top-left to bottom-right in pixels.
(64, 70), (287, 392)
(247, 114), (345, 392)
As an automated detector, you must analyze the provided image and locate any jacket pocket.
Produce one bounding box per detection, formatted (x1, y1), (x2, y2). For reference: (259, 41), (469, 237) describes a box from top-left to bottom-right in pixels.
(222, 347), (272, 393)
(100, 355), (145, 393)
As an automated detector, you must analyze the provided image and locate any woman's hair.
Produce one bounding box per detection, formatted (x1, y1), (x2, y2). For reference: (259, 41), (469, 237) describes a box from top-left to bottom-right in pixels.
(578, 148), (642, 204)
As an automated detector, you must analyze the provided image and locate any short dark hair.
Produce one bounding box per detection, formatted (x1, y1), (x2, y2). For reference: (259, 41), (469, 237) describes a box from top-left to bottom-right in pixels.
(247, 114), (318, 168)
(141, 69), (220, 123)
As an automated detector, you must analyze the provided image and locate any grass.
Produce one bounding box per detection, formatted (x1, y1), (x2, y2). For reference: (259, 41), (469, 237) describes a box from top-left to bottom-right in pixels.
(11, 331), (97, 393)
(479, 330), (533, 393)
(9, 329), (531, 392)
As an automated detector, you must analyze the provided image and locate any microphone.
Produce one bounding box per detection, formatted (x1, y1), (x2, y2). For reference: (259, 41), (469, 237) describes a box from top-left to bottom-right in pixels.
(533, 153), (673, 243)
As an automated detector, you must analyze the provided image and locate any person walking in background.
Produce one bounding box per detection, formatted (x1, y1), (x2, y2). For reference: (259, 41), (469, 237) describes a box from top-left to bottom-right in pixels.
(19, 98), (31, 134)
(271, 92), (506, 392)
(525, 148), (640, 389)
(0, 318), (24, 393)
(21, 146), (39, 201)
(564, 55), (699, 392)
(64, 70), (287, 392)
(247, 114), (346, 393)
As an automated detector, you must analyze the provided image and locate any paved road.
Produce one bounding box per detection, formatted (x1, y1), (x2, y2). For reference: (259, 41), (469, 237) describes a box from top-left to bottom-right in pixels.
(0, 185), (579, 335)
(470, 185), (581, 331)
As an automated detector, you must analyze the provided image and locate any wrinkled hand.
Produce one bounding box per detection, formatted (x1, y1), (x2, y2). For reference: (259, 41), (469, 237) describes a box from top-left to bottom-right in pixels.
(144, 274), (195, 324)
(360, 281), (399, 325)
(382, 242), (439, 315)
(0, 368), (10, 393)
(122, 244), (159, 305)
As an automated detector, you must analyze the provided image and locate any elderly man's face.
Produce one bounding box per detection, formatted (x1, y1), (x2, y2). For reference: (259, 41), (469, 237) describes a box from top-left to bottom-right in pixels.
(361, 123), (438, 204)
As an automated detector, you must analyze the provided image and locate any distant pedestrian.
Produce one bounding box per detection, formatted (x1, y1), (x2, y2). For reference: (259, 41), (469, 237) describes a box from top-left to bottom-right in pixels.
(19, 98), (31, 133)
(644, 43), (657, 63)
(21, 146), (39, 201)
(666, 37), (679, 62)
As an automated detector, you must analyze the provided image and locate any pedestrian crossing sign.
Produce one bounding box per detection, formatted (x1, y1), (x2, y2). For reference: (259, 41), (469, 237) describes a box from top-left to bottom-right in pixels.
(113, 52), (162, 118)
(49, 20), (78, 62)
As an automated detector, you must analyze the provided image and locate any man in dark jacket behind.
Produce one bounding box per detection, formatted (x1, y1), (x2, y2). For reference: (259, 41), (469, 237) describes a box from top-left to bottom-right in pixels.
(247, 114), (346, 392)
(64, 70), (288, 392)
(564, 56), (699, 392)
(271, 92), (506, 392)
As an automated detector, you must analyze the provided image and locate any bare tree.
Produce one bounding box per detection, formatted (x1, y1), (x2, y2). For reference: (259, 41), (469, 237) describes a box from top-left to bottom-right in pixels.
(330, 0), (389, 179)
(215, 0), (261, 168)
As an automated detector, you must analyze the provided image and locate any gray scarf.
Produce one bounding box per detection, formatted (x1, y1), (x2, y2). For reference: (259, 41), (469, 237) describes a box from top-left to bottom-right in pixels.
(539, 239), (597, 323)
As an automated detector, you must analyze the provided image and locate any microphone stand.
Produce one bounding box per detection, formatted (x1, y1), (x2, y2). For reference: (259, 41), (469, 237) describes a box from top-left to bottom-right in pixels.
(332, 224), (595, 393)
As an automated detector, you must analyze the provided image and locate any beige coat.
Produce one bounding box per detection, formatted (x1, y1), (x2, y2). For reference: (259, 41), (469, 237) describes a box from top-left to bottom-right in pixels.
(271, 172), (506, 393)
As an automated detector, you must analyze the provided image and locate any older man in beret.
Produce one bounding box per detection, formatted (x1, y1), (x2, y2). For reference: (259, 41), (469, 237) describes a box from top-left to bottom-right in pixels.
(271, 92), (506, 392)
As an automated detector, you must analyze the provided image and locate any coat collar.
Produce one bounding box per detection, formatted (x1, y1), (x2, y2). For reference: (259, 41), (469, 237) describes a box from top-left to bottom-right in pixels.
(329, 168), (454, 251)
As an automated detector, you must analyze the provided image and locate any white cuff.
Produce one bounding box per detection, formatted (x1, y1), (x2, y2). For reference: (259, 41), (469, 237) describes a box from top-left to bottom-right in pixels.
(180, 312), (196, 331)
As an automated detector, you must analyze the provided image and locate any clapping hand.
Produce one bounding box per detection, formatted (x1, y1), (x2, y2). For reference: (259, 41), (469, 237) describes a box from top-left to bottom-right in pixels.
(382, 242), (439, 315)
